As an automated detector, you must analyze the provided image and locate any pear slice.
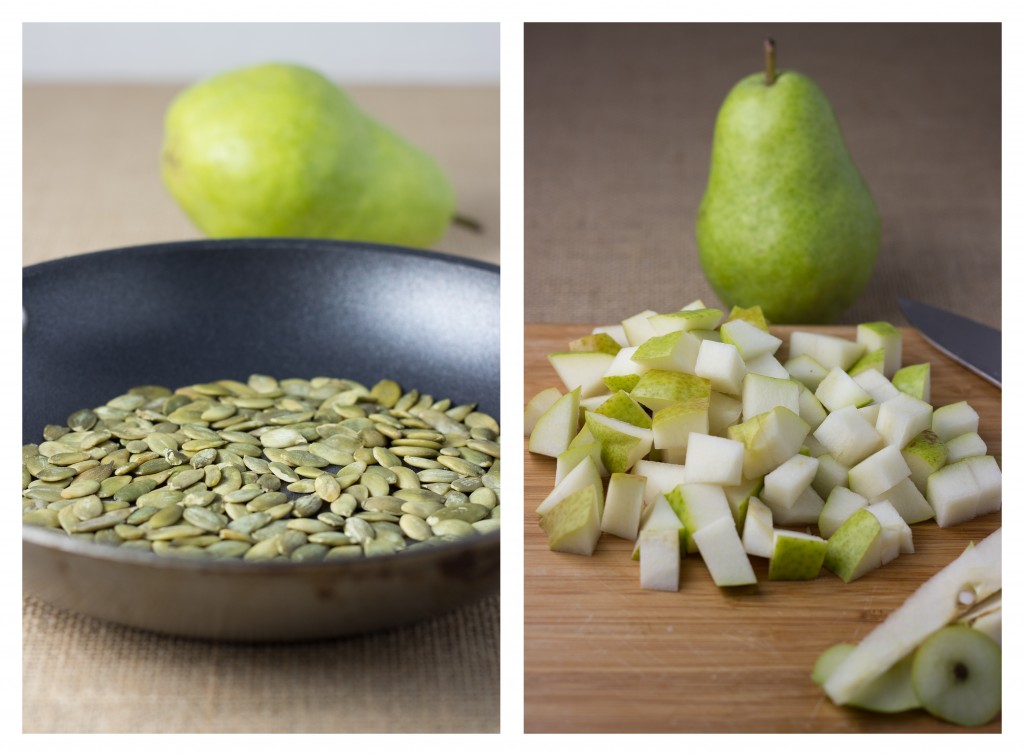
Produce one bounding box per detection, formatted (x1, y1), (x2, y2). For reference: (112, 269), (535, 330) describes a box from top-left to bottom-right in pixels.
(812, 644), (919, 713)
(911, 625), (1001, 727)
(822, 528), (1001, 705)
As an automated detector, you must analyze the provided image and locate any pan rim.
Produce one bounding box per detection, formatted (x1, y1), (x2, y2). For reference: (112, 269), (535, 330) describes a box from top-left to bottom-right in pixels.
(22, 236), (500, 279)
(23, 237), (500, 575)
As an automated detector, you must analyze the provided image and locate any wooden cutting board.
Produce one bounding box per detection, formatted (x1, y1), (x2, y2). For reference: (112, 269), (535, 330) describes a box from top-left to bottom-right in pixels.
(524, 323), (1001, 733)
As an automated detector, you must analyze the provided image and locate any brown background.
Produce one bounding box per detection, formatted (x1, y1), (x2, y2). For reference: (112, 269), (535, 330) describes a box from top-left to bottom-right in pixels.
(525, 23), (1001, 328)
(22, 82), (499, 733)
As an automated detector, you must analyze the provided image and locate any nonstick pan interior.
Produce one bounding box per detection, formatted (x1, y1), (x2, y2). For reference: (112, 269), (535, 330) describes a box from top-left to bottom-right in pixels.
(22, 239), (500, 640)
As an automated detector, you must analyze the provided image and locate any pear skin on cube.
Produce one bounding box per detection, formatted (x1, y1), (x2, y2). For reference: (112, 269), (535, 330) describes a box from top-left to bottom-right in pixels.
(632, 331), (703, 374)
(769, 530), (828, 580)
(726, 304), (770, 331)
(584, 412), (653, 474)
(824, 508), (885, 582)
(539, 484), (603, 556)
(651, 396), (710, 450)
(648, 308), (724, 335)
(727, 406), (810, 479)
(856, 321), (902, 378)
(593, 390), (653, 429)
(892, 363), (930, 403)
(848, 348), (886, 377)
(569, 332), (622, 355)
(631, 370), (711, 413)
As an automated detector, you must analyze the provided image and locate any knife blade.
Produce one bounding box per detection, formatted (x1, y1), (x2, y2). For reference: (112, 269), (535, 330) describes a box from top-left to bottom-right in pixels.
(897, 297), (1001, 388)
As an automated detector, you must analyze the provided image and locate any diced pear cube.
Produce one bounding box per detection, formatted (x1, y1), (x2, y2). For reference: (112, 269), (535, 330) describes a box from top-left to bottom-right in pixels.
(856, 321), (902, 377)
(932, 401), (980, 442)
(784, 354), (829, 391)
(818, 486), (868, 539)
(548, 351), (616, 398)
(528, 386), (581, 458)
(639, 529), (681, 592)
(762, 453), (819, 510)
(693, 515), (757, 586)
(742, 373), (801, 421)
(720, 318), (782, 360)
(945, 432), (988, 463)
(789, 331), (866, 371)
(848, 445), (912, 500)
(815, 367), (872, 412)
(601, 472), (647, 541)
(524, 386), (564, 436)
(813, 405), (883, 467)
(694, 339), (746, 396)
(684, 433), (744, 486)
(741, 496), (774, 558)
(875, 392), (933, 449)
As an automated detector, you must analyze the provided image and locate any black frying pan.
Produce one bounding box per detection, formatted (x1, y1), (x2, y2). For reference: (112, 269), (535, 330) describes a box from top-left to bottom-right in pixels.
(22, 238), (500, 641)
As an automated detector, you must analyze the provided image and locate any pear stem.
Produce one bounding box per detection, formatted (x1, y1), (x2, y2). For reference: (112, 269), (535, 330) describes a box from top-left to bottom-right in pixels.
(453, 213), (484, 234)
(764, 37), (777, 86)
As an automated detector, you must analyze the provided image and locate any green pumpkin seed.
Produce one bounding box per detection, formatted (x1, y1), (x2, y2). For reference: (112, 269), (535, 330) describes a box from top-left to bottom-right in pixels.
(23, 374), (498, 560)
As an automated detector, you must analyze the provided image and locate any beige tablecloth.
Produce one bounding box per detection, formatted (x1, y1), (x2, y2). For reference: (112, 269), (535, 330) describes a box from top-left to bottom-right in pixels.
(22, 83), (499, 734)
(525, 23), (1001, 328)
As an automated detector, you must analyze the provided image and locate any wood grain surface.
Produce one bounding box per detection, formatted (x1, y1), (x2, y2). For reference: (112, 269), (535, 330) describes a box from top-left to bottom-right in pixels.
(524, 323), (1001, 734)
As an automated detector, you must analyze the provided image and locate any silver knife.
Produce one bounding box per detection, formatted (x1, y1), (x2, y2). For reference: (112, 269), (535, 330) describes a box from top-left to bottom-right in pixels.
(897, 297), (1001, 388)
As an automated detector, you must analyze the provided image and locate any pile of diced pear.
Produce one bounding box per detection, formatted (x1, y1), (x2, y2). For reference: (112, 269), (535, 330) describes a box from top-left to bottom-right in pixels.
(525, 302), (1002, 591)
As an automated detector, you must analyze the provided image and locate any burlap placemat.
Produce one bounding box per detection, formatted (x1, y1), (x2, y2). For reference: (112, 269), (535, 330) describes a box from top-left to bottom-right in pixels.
(23, 594), (499, 733)
(22, 82), (500, 734)
(525, 23), (1000, 328)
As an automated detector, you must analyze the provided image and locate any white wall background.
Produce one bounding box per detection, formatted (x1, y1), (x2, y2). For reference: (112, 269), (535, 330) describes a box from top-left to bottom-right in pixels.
(23, 22), (500, 84)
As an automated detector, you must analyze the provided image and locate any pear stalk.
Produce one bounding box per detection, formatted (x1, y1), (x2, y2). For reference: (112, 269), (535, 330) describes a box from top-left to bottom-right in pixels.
(764, 38), (777, 86)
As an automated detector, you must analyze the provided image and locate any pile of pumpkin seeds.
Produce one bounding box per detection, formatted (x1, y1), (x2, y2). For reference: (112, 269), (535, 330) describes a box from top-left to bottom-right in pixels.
(22, 376), (500, 562)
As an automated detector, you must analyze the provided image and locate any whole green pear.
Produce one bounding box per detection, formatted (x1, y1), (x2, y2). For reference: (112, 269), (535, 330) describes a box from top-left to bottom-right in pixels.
(696, 42), (880, 323)
(161, 63), (456, 247)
